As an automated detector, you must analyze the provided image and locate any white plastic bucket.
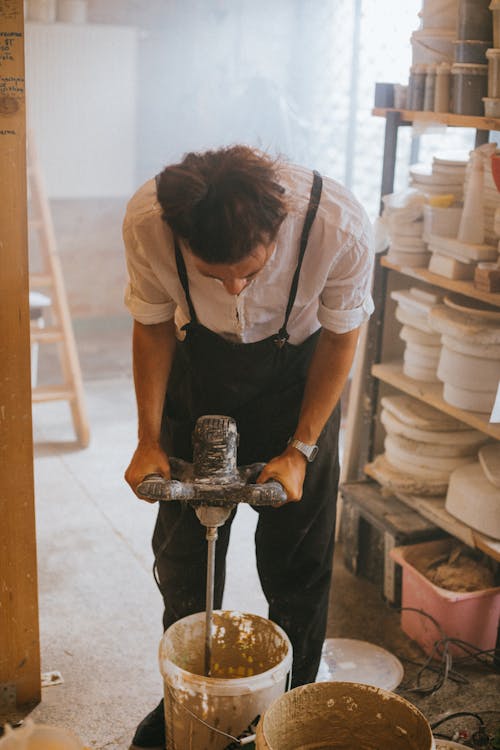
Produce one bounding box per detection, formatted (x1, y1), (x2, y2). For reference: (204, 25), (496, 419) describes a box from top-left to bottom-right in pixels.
(256, 681), (435, 750)
(423, 204), (462, 241)
(420, 0), (459, 30)
(411, 29), (455, 65)
(159, 610), (292, 750)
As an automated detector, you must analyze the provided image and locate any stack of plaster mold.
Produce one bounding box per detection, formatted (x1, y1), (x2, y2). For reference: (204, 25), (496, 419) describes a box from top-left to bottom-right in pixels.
(409, 158), (465, 200)
(446, 443), (500, 540)
(429, 294), (500, 413)
(427, 145), (499, 279)
(391, 287), (442, 382)
(427, 234), (499, 279)
(463, 144), (500, 246)
(381, 190), (427, 267)
(411, 0), (457, 68)
(366, 394), (487, 497)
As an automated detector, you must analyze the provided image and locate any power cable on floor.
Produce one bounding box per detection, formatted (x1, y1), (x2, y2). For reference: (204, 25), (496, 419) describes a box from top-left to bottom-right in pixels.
(396, 607), (498, 697)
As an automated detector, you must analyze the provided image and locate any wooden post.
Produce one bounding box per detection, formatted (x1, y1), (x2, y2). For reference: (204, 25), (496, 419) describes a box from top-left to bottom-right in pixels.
(0, 0), (41, 708)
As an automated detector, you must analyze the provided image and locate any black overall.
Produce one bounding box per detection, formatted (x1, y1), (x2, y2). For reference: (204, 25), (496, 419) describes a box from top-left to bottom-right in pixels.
(153, 171), (340, 687)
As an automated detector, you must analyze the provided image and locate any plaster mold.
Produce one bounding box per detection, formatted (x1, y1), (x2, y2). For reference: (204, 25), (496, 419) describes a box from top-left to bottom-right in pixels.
(381, 394), (468, 431)
(442, 382), (496, 413)
(437, 346), (500, 392)
(387, 250), (430, 267)
(396, 305), (434, 332)
(381, 409), (487, 452)
(390, 235), (427, 251)
(441, 334), (500, 360)
(366, 454), (449, 496)
(428, 253), (474, 280)
(403, 362), (441, 381)
(385, 435), (476, 479)
(403, 347), (441, 367)
(399, 324), (441, 347)
(428, 305), (500, 345)
(479, 443), (500, 488)
(427, 235), (498, 261)
(445, 462), (500, 539)
(386, 431), (483, 458)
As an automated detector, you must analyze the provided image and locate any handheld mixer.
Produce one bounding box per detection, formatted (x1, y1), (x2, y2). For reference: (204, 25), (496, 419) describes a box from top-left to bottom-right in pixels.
(136, 414), (287, 677)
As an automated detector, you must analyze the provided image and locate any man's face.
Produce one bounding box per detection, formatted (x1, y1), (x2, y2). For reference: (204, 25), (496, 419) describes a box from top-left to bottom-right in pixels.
(191, 242), (276, 295)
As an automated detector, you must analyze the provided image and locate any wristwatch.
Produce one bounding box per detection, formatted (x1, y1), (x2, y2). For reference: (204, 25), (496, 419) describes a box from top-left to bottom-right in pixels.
(287, 437), (319, 462)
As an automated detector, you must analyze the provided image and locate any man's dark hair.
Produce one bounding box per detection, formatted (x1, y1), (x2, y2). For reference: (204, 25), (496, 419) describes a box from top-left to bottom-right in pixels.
(156, 145), (288, 264)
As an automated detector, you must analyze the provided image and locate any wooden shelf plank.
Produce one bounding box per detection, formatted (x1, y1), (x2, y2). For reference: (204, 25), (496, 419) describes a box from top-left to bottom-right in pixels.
(359, 474), (500, 562)
(373, 107), (500, 131)
(381, 257), (500, 308)
(394, 490), (500, 562)
(372, 361), (500, 440)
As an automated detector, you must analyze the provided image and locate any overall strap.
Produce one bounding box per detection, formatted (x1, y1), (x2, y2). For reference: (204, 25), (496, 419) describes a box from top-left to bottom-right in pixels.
(274, 170), (323, 348)
(174, 236), (198, 325)
(155, 172), (198, 326)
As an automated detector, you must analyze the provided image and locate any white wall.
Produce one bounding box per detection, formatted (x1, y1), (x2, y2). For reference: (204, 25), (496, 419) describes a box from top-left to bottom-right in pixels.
(25, 22), (137, 198)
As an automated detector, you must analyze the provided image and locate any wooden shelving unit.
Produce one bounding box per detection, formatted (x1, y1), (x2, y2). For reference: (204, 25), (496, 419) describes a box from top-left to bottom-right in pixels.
(372, 362), (500, 440)
(381, 257), (500, 308)
(345, 107), (500, 562)
(372, 107), (500, 133)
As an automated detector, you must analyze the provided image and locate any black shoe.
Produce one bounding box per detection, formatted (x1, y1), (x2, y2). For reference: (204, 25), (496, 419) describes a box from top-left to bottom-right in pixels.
(129, 699), (165, 749)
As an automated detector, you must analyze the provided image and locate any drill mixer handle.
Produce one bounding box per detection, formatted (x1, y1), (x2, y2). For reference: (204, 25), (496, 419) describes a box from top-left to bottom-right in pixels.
(136, 414), (288, 508)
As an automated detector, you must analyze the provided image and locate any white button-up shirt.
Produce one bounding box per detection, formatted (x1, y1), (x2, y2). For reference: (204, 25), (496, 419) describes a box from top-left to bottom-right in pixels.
(123, 163), (374, 344)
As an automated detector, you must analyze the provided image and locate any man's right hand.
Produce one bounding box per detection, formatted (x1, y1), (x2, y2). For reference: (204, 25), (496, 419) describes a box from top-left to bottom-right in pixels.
(124, 441), (171, 503)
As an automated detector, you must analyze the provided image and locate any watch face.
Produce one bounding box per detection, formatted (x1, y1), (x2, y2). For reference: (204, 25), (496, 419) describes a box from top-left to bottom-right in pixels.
(308, 445), (319, 461)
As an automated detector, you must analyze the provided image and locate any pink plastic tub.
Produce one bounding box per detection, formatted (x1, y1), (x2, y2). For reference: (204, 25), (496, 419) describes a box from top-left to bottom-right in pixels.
(390, 538), (500, 657)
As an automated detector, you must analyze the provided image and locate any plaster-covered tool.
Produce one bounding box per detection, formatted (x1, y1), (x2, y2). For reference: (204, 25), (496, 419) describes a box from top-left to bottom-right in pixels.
(137, 414), (287, 677)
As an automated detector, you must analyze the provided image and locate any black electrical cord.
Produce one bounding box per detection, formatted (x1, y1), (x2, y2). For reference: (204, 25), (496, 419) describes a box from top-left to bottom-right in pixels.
(395, 607), (499, 697)
(431, 712), (485, 731)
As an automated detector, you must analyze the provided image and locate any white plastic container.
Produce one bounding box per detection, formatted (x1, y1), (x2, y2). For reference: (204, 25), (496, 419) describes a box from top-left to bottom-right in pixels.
(423, 204), (462, 241)
(159, 611), (292, 750)
(420, 0), (459, 29)
(411, 29), (455, 65)
(256, 682), (435, 750)
(57, 0), (87, 23)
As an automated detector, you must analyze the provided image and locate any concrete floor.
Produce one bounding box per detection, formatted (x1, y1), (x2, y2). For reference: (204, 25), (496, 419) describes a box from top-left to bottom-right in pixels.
(2, 319), (499, 749)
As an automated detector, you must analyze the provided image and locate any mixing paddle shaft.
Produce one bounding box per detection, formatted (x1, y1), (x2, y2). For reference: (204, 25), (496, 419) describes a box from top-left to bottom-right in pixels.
(136, 415), (287, 676)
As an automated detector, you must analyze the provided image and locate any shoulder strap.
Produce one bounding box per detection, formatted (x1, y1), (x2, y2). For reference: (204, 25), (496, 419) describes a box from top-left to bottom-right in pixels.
(274, 170), (323, 347)
(155, 172), (198, 325)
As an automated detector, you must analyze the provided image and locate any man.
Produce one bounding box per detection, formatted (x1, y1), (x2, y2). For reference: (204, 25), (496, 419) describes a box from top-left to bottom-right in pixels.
(123, 145), (373, 749)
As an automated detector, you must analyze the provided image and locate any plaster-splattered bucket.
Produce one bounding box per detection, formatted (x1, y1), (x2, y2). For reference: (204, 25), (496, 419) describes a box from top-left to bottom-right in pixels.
(159, 610), (292, 750)
(255, 681), (435, 750)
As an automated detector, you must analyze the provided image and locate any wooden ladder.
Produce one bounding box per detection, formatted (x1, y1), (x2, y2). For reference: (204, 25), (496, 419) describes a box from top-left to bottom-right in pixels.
(28, 136), (90, 448)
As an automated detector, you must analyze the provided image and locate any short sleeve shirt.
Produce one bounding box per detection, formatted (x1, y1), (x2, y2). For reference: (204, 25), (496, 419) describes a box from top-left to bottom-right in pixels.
(123, 163), (374, 344)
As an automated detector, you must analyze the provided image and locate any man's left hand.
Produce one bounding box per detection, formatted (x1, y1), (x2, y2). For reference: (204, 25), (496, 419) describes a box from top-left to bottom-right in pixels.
(256, 446), (308, 503)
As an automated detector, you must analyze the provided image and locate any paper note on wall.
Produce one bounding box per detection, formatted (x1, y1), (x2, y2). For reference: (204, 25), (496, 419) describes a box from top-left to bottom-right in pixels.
(490, 382), (500, 423)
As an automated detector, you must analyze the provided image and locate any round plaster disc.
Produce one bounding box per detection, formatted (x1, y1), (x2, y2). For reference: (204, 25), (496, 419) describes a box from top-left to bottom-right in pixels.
(316, 638), (404, 691)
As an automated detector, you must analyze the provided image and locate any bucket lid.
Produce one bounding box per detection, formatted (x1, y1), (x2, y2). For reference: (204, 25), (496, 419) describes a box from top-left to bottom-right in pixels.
(316, 638), (404, 691)
(451, 63), (488, 74)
